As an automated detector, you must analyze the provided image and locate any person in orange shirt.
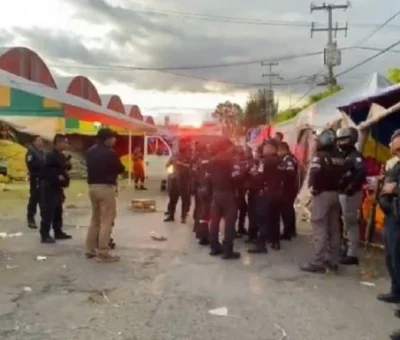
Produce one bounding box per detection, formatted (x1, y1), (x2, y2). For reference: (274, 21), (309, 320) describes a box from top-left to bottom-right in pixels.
(133, 147), (147, 190)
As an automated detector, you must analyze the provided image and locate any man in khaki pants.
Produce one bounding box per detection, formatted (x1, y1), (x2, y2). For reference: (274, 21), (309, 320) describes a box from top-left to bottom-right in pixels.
(85, 128), (125, 262)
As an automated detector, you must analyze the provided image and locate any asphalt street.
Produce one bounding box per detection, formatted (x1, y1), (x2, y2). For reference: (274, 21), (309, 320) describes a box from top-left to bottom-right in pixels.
(0, 184), (398, 340)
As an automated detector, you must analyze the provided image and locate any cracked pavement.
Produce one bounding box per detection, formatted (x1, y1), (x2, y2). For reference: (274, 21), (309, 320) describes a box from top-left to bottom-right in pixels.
(0, 182), (398, 340)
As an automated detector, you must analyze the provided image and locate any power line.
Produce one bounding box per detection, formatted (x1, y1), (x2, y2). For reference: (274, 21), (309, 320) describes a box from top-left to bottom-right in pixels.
(101, 2), (400, 30)
(354, 46), (400, 53)
(160, 69), (310, 88)
(354, 9), (400, 46)
(50, 51), (325, 71)
(336, 38), (400, 78)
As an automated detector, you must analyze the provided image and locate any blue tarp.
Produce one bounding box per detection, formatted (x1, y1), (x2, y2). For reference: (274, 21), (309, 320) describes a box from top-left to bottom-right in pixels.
(338, 81), (400, 147)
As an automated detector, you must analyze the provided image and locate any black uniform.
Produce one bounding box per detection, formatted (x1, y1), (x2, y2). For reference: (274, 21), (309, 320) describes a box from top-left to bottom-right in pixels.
(235, 152), (249, 236)
(194, 157), (212, 244)
(165, 150), (192, 222)
(39, 149), (70, 242)
(280, 153), (298, 239)
(246, 158), (261, 242)
(339, 147), (366, 195)
(25, 147), (45, 227)
(208, 151), (240, 259)
(252, 154), (283, 251)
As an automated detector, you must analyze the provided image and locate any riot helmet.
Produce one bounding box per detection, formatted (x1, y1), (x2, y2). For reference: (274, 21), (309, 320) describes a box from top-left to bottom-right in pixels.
(336, 127), (358, 147)
(316, 128), (336, 151)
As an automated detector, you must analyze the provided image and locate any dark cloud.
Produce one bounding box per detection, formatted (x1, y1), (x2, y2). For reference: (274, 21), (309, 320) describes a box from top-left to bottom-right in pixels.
(2, 0), (400, 97)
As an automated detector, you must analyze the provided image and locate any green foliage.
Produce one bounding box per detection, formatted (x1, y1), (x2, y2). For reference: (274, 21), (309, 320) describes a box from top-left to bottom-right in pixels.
(272, 107), (304, 123)
(387, 68), (400, 84)
(272, 85), (343, 123)
(242, 89), (278, 129)
(308, 85), (342, 105)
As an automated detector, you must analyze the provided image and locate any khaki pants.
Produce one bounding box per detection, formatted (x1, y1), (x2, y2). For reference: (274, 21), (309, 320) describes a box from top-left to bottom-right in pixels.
(86, 184), (117, 256)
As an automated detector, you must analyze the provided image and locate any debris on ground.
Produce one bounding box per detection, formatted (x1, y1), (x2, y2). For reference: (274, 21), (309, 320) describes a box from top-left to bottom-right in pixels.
(23, 286), (32, 292)
(0, 232), (23, 239)
(150, 231), (167, 242)
(274, 323), (287, 340)
(6, 265), (18, 269)
(360, 281), (376, 287)
(36, 255), (47, 261)
(208, 307), (240, 318)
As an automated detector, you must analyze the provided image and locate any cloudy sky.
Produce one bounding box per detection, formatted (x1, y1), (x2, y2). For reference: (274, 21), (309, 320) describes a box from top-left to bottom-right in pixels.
(0, 0), (400, 123)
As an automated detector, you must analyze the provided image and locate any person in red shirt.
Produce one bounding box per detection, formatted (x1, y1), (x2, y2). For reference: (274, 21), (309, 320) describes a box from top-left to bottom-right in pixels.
(133, 147), (147, 190)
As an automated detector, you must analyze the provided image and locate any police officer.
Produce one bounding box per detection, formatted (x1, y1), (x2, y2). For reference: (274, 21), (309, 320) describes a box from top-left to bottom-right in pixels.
(164, 142), (192, 223)
(245, 145), (262, 243)
(336, 127), (366, 266)
(278, 141), (298, 240)
(375, 130), (400, 340)
(234, 146), (248, 237)
(39, 134), (72, 243)
(194, 147), (212, 245)
(26, 135), (45, 229)
(208, 139), (240, 259)
(249, 138), (283, 253)
(300, 129), (346, 273)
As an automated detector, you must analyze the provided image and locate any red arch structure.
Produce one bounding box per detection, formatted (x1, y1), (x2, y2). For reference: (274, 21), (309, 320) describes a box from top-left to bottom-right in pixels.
(100, 94), (125, 114)
(143, 115), (155, 125)
(124, 105), (143, 120)
(56, 76), (102, 105)
(0, 47), (57, 88)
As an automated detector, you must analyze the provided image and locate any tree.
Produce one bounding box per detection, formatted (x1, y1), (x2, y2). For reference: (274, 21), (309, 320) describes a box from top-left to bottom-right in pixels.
(242, 89), (278, 129)
(387, 68), (400, 84)
(212, 101), (243, 137)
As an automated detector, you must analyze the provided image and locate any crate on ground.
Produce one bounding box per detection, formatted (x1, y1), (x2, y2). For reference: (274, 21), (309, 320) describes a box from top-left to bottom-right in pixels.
(131, 199), (156, 212)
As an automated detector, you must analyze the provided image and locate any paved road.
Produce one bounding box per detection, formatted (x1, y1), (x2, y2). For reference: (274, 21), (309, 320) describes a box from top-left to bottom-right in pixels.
(0, 186), (398, 340)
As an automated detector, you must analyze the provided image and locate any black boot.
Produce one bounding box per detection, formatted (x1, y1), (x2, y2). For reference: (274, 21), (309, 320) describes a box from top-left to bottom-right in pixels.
(28, 219), (38, 229)
(209, 245), (223, 256)
(164, 215), (175, 222)
(55, 232), (72, 240)
(41, 235), (56, 244)
(300, 262), (326, 273)
(377, 293), (400, 304)
(198, 238), (210, 246)
(248, 242), (268, 254)
(280, 233), (292, 241)
(221, 244), (240, 260)
(339, 256), (359, 266)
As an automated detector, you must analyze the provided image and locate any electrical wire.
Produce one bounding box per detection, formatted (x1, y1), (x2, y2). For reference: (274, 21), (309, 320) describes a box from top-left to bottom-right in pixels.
(50, 51), (325, 71)
(97, 1), (400, 30)
(354, 46), (400, 54)
(158, 69), (315, 88)
(353, 9), (400, 47)
(336, 38), (400, 78)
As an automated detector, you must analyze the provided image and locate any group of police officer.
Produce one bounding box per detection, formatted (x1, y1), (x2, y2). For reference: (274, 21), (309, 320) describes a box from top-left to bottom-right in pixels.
(163, 127), (366, 266)
(26, 134), (72, 243)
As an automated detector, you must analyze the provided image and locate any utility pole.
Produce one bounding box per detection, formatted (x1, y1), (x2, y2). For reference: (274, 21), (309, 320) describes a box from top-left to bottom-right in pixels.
(261, 62), (279, 123)
(310, 2), (349, 86)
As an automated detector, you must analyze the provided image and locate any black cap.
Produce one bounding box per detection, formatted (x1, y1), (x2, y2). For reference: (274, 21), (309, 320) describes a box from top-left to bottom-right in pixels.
(97, 128), (116, 142)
